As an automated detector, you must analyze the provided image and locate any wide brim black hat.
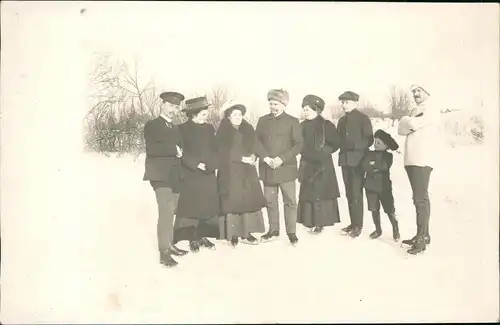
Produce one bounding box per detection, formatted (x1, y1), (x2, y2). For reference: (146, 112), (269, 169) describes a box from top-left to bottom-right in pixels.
(183, 96), (211, 114)
(374, 129), (399, 151)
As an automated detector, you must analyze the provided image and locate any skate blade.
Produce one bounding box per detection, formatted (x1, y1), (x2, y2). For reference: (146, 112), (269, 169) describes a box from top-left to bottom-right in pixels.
(260, 237), (279, 243)
(241, 239), (259, 245)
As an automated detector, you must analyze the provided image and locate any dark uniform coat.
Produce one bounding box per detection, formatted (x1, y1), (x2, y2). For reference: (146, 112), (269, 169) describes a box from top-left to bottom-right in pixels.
(337, 109), (374, 167)
(143, 116), (183, 191)
(298, 116), (342, 201)
(255, 112), (304, 184)
(216, 119), (267, 214)
(360, 150), (394, 193)
(175, 120), (220, 219)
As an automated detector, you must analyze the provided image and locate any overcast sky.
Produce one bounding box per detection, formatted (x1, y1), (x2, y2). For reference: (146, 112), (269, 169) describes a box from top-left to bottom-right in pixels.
(3, 2), (499, 118)
(75, 2), (498, 117)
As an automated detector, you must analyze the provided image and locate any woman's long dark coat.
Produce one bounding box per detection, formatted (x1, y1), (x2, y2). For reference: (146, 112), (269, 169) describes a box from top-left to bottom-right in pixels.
(216, 118), (267, 215)
(175, 120), (220, 219)
(298, 116), (342, 201)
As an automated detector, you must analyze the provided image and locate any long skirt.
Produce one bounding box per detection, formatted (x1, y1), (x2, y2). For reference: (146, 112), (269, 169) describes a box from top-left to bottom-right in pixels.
(173, 216), (220, 244)
(218, 210), (265, 240)
(297, 199), (341, 228)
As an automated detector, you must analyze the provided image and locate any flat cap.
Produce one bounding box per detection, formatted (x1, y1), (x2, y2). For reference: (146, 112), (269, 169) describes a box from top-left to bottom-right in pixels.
(267, 89), (289, 106)
(338, 91), (359, 102)
(374, 129), (399, 151)
(159, 91), (185, 105)
(302, 94), (325, 113)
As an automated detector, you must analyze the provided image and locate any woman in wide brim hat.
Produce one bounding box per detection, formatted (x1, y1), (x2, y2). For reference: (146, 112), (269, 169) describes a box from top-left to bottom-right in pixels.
(297, 95), (343, 234)
(215, 103), (267, 247)
(173, 96), (221, 252)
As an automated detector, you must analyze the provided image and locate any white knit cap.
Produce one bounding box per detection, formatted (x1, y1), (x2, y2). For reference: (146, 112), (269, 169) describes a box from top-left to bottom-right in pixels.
(410, 84), (430, 96)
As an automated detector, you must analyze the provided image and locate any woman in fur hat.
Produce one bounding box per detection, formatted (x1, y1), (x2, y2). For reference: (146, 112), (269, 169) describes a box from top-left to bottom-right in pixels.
(360, 129), (400, 241)
(297, 95), (342, 234)
(216, 104), (267, 247)
(173, 96), (221, 253)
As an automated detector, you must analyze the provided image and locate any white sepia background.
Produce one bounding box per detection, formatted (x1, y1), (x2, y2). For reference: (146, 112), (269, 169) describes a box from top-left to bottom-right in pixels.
(1, 1), (499, 323)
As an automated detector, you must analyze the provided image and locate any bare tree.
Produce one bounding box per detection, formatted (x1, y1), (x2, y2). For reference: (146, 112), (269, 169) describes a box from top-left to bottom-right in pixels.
(206, 87), (230, 130)
(388, 86), (412, 126)
(359, 100), (384, 119)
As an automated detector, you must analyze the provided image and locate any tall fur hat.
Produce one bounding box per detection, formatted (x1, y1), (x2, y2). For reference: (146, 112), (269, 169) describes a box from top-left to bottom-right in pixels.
(267, 89), (289, 106)
(374, 129), (399, 151)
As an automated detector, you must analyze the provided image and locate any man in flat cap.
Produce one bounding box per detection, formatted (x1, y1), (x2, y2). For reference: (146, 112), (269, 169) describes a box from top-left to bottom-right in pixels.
(143, 91), (187, 268)
(337, 91), (374, 238)
(398, 84), (443, 255)
(255, 89), (304, 245)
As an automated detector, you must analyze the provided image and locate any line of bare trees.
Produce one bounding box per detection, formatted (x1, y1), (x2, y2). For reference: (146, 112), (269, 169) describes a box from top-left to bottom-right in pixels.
(85, 54), (419, 155)
(85, 54), (260, 155)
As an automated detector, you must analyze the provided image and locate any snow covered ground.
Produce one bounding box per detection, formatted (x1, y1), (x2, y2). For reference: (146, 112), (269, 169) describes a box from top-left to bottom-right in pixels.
(1, 141), (498, 323)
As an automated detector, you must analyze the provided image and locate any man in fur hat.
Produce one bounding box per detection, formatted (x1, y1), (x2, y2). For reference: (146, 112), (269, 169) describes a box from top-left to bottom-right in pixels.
(337, 91), (374, 238)
(255, 89), (304, 245)
(143, 91), (188, 268)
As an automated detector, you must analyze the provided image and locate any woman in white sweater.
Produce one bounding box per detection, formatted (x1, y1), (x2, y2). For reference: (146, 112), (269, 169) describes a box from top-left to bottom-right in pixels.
(398, 84), (442, 255)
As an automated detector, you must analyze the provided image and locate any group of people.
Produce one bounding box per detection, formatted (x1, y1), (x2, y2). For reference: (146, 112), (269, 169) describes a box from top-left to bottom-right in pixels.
(143, 85), (439, 268)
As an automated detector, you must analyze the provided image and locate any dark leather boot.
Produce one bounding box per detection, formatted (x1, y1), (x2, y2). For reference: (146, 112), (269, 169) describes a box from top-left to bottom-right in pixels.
(200, 237), (216, 250)
(189, 240), (200, 253)
(312, 226), (324, 235)
(168, 244), (188, 257)
(230, 236), (238, 247)
(160, 251), (178, 268)
(349, 226), (362, 238)
(407, 235), (426, 255)
(369, 211), (382, 239)
(260, 230), (280, 243)
(387, 213), (400, 241)
(287, 233), (299, 246)
(341, 224), (353, 234)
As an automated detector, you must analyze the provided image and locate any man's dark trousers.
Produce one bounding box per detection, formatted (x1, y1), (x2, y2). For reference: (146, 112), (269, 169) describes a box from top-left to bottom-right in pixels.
(153, 186), (179, 253)
(405, 166), (432, 237)
(341, 165), (365, 229)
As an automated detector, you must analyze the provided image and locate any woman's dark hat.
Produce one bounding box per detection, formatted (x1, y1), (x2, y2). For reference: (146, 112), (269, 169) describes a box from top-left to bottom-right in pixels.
(302, 94), (325, 113)
(374, 129), (399, 151)
(183, 96), (211, 113)
(224, 104), (247, 118)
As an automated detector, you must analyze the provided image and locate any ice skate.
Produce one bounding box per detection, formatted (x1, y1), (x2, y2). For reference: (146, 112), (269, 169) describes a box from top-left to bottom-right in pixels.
(288, 233), (299, 246)
(311, 226), (324, 235)
(189, 240), (200, 253)
(200, 237), (216, 250)
(230, 236), (239, 247)
(160, 252), (178, 268)
(349, 226), (362, 238)
(168, 244), (188, 257)
(241, 234), (259, 245)
(407, 236), (426, 255)
(260, 230), (280, 243)
(341, 224), (353, 235)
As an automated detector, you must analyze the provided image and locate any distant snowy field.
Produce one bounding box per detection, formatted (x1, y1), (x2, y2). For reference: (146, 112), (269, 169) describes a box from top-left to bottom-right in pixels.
(1, 132), (498, 323)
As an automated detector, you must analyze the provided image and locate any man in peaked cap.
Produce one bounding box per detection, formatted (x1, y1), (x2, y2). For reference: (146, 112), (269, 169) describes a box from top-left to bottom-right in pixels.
(143, 91), (187, 268)
(255, 89), (304, 246)
(337, 90), (374, 238)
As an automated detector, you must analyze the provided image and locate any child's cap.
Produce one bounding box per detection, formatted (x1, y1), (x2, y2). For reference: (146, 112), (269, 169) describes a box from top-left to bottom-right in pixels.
(374, 129), (399, 151)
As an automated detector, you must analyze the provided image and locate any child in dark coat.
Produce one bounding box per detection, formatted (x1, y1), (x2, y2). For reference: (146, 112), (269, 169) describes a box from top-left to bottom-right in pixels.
(361, 129), (400, 241)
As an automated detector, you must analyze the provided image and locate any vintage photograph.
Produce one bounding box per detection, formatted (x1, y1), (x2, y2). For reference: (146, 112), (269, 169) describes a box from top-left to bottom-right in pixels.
(1, 2), (499, 323)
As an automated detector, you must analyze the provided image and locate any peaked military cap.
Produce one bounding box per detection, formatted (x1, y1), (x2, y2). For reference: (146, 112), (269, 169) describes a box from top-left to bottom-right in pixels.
(159, 92), (185, 105)
(302, 94), (325, 113)
(338, 91), (360, 102)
